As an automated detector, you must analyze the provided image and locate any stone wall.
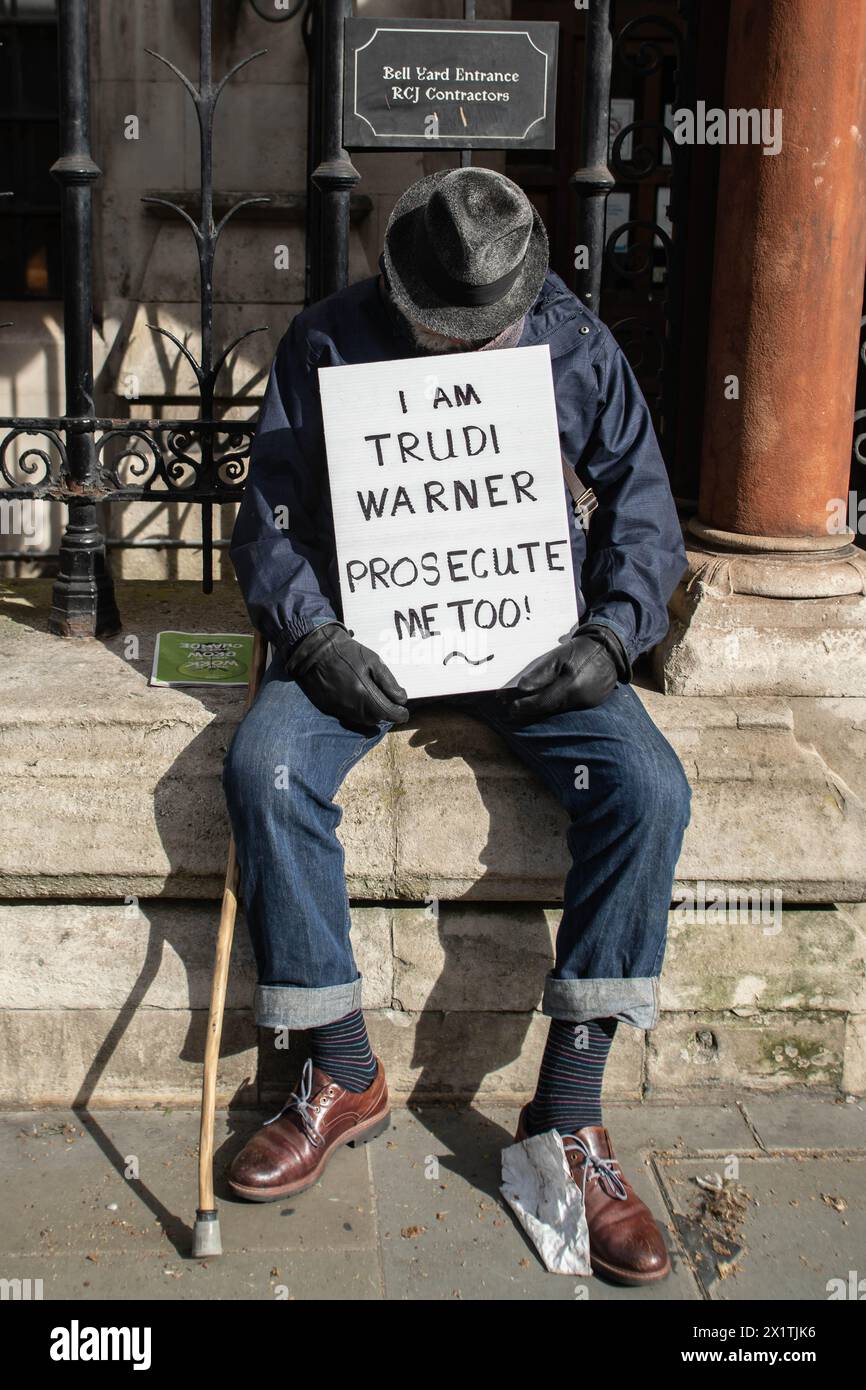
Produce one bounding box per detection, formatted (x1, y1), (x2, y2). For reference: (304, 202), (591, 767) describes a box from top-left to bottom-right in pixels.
(1, 579), (865, 1106)
(2, 898), (864, 1105)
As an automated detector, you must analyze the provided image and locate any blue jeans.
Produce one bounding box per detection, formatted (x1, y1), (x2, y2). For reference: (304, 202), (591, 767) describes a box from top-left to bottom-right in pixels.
(222, 654), (692, 1033)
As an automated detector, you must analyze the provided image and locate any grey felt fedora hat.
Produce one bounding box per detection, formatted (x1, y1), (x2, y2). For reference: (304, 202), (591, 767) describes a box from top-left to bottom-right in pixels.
(383, 166), (549, 341)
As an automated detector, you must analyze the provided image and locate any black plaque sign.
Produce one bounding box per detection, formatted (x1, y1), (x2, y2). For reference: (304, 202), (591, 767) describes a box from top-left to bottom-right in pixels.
(343, 18), (558, 151)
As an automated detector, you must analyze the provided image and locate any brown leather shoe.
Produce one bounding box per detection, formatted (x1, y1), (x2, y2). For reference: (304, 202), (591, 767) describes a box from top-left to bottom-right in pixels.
(228, 1056), (390, 1202)
(515, 1108), (671, 1285)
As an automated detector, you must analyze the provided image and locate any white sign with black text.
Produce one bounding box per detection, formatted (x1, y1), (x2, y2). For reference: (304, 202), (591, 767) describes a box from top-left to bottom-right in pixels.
(318, 345), (579, 700)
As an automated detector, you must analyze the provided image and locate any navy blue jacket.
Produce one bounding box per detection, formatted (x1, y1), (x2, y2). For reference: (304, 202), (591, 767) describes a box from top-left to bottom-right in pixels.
(230, 269), (686, 671)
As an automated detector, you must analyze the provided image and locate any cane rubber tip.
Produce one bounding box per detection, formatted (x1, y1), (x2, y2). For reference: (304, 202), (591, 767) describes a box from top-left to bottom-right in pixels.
(192, 1209), (222, 1258)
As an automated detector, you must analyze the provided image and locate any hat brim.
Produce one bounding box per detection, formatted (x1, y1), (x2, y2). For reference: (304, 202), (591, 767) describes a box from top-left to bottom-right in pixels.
(383, 171), (549, 342)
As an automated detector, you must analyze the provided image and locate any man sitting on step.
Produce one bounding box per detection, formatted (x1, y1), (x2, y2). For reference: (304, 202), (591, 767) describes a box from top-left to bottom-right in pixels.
(223, 167), (691, 1286)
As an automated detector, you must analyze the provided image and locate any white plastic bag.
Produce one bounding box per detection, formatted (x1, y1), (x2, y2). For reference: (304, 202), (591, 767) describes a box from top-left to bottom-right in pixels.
(500, 1129), (592, 1276)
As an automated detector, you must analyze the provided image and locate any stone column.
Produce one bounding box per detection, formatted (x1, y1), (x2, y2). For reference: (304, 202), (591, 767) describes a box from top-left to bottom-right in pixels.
(656, 0), (866, 695)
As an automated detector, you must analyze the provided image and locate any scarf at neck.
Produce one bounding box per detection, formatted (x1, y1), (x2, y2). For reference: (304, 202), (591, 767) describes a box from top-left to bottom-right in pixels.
(477, 314), (526, 351)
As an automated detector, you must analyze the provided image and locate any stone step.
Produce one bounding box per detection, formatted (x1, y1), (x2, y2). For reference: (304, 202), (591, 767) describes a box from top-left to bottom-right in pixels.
(4, 901), (864, 1015)
(0, 900), (863, 1103)
(2, 1001), (859, 1105)
(2, 581), (866, 901)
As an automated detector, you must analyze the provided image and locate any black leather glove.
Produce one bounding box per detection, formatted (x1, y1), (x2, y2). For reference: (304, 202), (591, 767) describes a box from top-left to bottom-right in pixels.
(496, 623), (631, 725)
(284, 622), (410, 731)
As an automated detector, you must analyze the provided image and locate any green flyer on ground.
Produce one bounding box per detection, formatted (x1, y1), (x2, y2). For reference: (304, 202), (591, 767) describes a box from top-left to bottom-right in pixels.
(150, 631), (254, 687)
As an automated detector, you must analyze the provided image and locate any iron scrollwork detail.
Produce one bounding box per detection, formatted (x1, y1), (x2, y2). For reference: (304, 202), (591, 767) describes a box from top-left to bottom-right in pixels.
(609, 120), (676, 182)
(613, 15), (682, 76)
(94, 421), (255, 499)
(0, 418), (255, 501)
(0, 428), (69, 495)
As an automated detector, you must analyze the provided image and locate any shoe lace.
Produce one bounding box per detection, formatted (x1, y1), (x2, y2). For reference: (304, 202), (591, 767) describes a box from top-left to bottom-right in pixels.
(263, 1057), (325, 1148)
(563, 1134), (628, 1203)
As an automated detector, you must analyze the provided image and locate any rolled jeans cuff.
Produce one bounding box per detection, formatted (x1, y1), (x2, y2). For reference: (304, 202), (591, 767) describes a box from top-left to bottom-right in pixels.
(542, 973), (659, 1030)
(255, 975), (363, 1030)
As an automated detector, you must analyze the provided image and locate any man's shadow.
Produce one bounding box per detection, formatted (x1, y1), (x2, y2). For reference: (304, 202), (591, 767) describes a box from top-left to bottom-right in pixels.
(0, 589), (254, 1255)
(395, 697), (566, 1197)
(63, 662), (258, 1258)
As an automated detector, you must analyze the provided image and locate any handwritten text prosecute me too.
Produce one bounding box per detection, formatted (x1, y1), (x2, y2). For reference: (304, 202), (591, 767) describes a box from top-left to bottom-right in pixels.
(342, 378), (570, 646)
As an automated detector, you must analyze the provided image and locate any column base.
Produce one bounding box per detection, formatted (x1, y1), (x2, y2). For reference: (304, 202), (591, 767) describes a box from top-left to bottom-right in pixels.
(653, 526), (866, 696)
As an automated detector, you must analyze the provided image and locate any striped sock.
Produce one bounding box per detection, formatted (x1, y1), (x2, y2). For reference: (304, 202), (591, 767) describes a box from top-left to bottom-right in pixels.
(525, 1017), (618, 1137)
(309, 1009), (377, 1094)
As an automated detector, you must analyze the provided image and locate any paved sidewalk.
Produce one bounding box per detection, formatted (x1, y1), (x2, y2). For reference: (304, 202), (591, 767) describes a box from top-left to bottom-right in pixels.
(1, 1095), (864, 1301)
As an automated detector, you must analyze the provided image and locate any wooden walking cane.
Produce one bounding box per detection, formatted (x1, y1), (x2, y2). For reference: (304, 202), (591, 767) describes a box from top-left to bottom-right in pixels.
(192, 629), (268, 1259)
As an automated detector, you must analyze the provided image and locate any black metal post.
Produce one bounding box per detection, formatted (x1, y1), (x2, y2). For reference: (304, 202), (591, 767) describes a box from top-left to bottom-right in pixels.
(571, 0), (615, 312)
(311, 0), (359, 297)
(194, 0), (217, 593)
(459, 0), (476, 168)
(663, 0), (697, 489)
(49, 0), (119, 636)
(303, 0), (322, 304)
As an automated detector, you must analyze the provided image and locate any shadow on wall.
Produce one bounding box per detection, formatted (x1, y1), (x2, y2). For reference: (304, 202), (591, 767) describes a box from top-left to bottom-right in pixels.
(399, 704), (557, 1193)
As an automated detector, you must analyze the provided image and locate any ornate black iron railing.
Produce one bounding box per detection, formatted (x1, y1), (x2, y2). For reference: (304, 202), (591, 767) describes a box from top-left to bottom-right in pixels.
(573, 0), (694, 473)
(0, 0), (315, 635)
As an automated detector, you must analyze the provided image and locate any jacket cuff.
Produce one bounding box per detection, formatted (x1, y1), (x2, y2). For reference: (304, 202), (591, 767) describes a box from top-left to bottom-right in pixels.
(274, 618), (347, 671)
(579, 609), (634, 652)
(571, 618), (633, 683)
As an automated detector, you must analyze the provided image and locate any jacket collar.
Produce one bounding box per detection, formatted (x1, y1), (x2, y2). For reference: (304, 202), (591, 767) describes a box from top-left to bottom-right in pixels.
(518, 271), (593, 360)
